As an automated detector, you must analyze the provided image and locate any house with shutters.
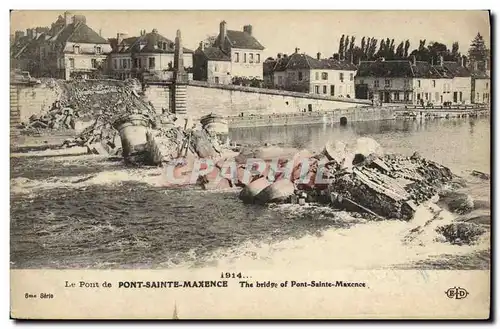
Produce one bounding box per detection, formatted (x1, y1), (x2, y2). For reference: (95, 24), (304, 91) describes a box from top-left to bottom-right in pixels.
(271, 49), (357, 97)
(193, 42), (232, 84)
(39, 12), (112, 79)
(212, 21), (265, 80)
(108, 28), (194, 81)
(11, 12), (111, 79)
(355, 56), (472, 105)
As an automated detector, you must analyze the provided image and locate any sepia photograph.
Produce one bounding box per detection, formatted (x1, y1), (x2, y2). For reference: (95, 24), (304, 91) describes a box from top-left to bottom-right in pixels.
(9, 9), (491, 319)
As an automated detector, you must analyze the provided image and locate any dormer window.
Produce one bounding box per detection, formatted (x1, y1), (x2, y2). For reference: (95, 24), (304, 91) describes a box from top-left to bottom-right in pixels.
(95, 46), (101, 54)
(73, 45), (80, 54)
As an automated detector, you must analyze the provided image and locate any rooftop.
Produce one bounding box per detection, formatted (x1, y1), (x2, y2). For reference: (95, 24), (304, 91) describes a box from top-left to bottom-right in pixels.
(195, 46), (231, 61)
(273, 52), (357, 72)
(356, 59), (472, 79)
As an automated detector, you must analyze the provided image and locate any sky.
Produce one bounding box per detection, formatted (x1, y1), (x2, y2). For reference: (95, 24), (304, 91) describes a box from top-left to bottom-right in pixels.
(10, 10), (490, 60)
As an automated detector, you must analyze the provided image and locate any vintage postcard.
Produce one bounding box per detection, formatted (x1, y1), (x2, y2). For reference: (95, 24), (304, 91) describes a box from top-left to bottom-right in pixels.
(10, 10), (491, 319)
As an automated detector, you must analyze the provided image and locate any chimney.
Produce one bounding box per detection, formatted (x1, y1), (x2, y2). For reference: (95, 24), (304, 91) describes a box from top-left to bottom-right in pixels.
(277, 53), (282, 59)
(295, 47), (299, 54)
(349, 52), (354, 64)
(64, 11), (72, 26)
(117, 33), (126, 45)
(316, 52), (321, 60)
(219, 21), (227, 49)
(152, 28), (158, 34)
(243, 25), (253, 36)
(199, 41), (204, 51)
(412, 55), (416, 65)
(99, 29), (102, 37)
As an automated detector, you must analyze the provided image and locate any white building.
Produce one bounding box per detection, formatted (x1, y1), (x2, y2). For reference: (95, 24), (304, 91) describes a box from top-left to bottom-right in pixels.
(214, 21), (265, 80)
(355, 56), (472, 105)
(272, 50), (357, 97)
(108, 29), (194, 81)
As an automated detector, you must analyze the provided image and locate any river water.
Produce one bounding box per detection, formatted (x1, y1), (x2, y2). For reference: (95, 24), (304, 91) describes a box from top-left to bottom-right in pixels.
(10, 117), (491, 270)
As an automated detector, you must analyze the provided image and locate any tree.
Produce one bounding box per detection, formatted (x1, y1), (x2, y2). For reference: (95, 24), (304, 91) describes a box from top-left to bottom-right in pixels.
(344, 36), (350, 59)
(338, 35), (345, 60)
(451, 42), (459, 60)
(202, 34), (218, 47)
(377, 39), (386, 58)
(404, 40), (410, 58)
(361, 37), (366, 55)
(469, 32), (488, 63)
(395, 41), (404, 59)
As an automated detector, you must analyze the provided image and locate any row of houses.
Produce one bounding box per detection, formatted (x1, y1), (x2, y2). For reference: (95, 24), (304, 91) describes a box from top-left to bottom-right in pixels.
(11, 11), (490, 105)
(355, 56), (490, 105)
(10, 12), (265, 82)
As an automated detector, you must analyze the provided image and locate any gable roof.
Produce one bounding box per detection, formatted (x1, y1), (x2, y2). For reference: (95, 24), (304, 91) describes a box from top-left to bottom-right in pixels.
(195, 46), (230, 61)
(470, 70), (489, 79)
(442, 61), (472, 78)
(273, 53), (357, 72)
(356, 60), (472, 79)
(54, 22), (109, 45)
(217, 30), (265, 50)
(120, 31), (193, 54)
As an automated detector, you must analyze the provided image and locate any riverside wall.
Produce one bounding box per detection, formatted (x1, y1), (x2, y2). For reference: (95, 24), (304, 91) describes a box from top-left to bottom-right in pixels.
(11, 79), (395, 131)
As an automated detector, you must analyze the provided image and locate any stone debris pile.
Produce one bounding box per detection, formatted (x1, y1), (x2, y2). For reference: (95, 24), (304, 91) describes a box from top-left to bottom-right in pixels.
(190, 138), (456, 221)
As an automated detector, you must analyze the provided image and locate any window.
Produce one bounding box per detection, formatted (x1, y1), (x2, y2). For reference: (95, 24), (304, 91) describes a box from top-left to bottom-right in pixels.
(374, 80), (379, 88)
(339, 73), (344, 82)
(339, 85), (343, 94)
(435, 92), (439, 101)
(417, 80), (421, 88)
(244, 53), (247, 63)
(215, 77), (220, 84)
(404, 79), (409, 88)
(404, 92), (409, 101)
(477, 92), (480, 100)
(256, 54), (260, 63)
(96, 46), (102, 54)
(249, 53), (254, 63)
(323, 85), (327, 94)
(149, 57), (155, 69)
(73, 45), (80, 54)
(91, 59), (97, 68)
(69, 58), (75, 68)
(122, 59), (127, 69)
(113, 59), (117, 69)
(315, 85), (319, 94)
(417, 93), (421, 100)
(425, 93), (428, 100)
(330, 85), (335, 96)
(486, 82), (489, 88)
(235, 52), (239, 63)
(278, 76), (283, 85)
(385, 79), (391, 87)
(395, 92), (400, 101)
(315, 72), (319, 80)
(322, 72), (328, 80)
(359, 79), (364, 85)
(432, 80), (436, 87)
(459, 91), (463, 102)
(214, 64), (219, 72)
(298, 72), (303, 81)
(350, 73), (354, 81)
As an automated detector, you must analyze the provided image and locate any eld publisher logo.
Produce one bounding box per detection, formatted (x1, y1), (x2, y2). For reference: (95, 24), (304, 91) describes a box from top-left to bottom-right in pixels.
(445, 287), (469, 300)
